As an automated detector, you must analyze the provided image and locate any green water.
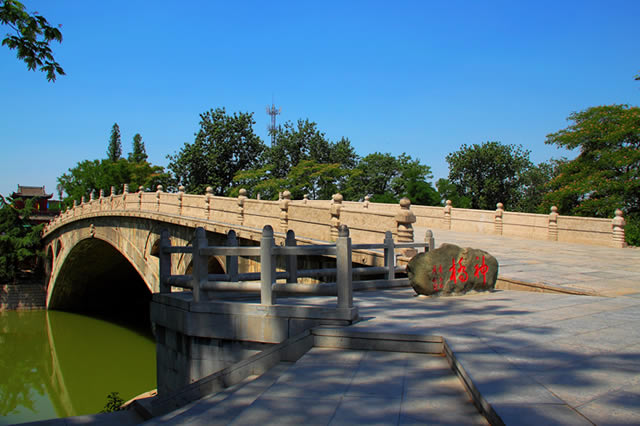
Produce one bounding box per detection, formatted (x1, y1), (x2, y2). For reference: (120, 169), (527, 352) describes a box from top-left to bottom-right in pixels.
(0, 310), (156, 425)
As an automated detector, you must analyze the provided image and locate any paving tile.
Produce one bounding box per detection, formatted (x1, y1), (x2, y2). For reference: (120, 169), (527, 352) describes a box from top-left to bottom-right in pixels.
(329, 396), (402, 425)
(575, 381), (640, 426)
(228, 396), (339, 425)
(492, 403), (592, 425)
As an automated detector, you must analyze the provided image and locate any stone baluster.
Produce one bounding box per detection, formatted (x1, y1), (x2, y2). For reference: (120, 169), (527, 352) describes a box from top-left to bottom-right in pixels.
(110, 186), (115, 209)
(330, 193), (343, 240)
(73, 200), (78, 217)
(205, 187), (213, 220)
(90, 190), (95, 202)
(122, 184), (129, 209)
(612, 209), (626, 248)
(237, 188), (247, 224)
(444, 200), (452, 230)
(303, 194), (309, 204)
(156, 185), (163, 212)
(335, 225), (353, 308)
(177, 185), (185, 216)
(548, 206), (559, 241)
(80, 196), (85, 214)
(396, 197), (416, 257)
(363, 195), (370, 209)
(138, 186), (144, 211)
(494, 203), (504, 235)
(279, 190), (291, 233)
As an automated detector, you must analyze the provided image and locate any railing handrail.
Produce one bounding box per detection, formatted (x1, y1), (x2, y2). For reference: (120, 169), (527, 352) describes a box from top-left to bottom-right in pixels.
(158, 225), (432, 307)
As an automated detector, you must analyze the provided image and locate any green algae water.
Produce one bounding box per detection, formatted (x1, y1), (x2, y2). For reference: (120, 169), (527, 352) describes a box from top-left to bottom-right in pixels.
(0, 310), (156, 425)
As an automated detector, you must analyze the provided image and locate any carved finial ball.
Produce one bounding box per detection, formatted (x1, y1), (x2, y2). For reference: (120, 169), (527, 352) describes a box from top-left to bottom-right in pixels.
(332, 193), (343, 203)
(446, 200), (452, 207)
(139, 185), (144, 192)
(400, 197), (411, 208)
(615, 208), (624, 217)
(178, 185), (185, 193)
(282, 190), (291, 199)
(338, 224), (350, 237)
(206, 186), (214, 195)
(239, 188), (248, 197)
(303, 194), (309, 200)
(551, 206), (558, 213)
(497, 202), (504, 210)
(364, 195), (371, 202)
(157, 185), (163, 192)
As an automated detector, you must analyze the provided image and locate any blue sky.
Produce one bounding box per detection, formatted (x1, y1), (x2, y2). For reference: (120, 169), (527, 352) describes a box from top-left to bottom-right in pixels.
(1, 0), (639, 199)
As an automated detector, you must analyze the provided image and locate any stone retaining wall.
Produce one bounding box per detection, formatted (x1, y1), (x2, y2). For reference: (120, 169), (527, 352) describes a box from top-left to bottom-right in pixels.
(0, 284), (46, 311)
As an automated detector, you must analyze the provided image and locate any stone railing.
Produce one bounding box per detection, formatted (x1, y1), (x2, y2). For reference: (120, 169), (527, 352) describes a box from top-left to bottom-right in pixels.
(42, 186), (419, 245)
(43, 186), (627, 248)
(410, 201), (627, 248)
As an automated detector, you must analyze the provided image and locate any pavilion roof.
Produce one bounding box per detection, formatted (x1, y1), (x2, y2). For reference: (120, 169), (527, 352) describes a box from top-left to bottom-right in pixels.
(12, 185), (53, 199)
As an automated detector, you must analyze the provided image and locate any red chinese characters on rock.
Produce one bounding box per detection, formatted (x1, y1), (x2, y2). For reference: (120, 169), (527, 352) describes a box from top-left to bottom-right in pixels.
(449, 258), (468, 284)
(429, 256), (491, 291)
(474, 255), (489, 285)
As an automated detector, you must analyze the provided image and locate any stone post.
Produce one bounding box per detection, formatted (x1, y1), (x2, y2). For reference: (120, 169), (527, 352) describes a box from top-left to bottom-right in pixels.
(90, 190), (95, 202)
(110, 186), (115, 209)
(178, 185), (185, 216)
(260, 225), (276, 306)
(279, 190), (291, 233)
(237, 188), (247, 225)
(73, 200), (77, 217)
(138, 186), (144, 211)
(303, 194), (309, 204)
(205, 187), (214, 220)
(396, 197), (417, 257)
(495, 203), (504, 235)
(159, 229), (172, 294)
(156, 185), (163, 212)
(363, 195), (370, 209)
(330, 193), (343, 240)
(612, 209), (626, 248)
(285, 230), (298, 284)
(548, 206), (559, 241)
(122, 184), (129, 208)
(444, 200), (452, 230)
(425, 229), (435, 252)
(191, 227), (208, 303)
(99, 189), (104, 210)
(336, 225), (353, 309)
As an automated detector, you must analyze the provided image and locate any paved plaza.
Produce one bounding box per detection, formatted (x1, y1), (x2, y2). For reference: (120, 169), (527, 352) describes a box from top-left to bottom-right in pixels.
(26, 231), (640, 425)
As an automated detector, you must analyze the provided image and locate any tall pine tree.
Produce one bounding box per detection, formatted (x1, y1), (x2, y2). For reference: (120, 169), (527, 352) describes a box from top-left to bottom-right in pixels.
(107, 123), (122, 161)
(129, 133), (148, 163)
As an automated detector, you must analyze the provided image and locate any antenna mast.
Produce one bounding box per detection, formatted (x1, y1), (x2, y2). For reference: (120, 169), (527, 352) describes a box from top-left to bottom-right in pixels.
(266, 99), (281, 145)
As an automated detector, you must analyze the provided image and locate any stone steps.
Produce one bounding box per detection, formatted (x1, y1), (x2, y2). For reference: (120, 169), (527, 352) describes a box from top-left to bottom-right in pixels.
(145, 348), (487, 425)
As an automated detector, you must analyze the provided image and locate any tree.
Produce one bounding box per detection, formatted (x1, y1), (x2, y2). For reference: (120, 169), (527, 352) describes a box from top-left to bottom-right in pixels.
(343, 152), (439, 205)
(107, 123), (122, 162)
(445, 141), (534, 210)
(0, 0), (64, 81)
(543, 105), (640, 244)
(168, 108), (266, 195)
(57, 159), (170, 205)
(435, 178), (471, 208)
(0, 194), (42, 283)
(128, 133), (148, 163)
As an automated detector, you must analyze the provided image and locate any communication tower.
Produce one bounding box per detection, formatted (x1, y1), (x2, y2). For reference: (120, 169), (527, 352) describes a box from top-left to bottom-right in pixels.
(266, 102), (281, 145)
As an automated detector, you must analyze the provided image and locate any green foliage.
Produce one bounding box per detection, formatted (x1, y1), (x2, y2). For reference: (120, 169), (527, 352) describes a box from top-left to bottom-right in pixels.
(128, 133), (148, 163)
(0, 195), (43, 283)
(168, 108), (266, 195)
(0, 0), (64, 81)
(625, 213), (640, 247)
(514, 159), (564, 213)
(107, 123), (122, 162)
(445, 141), (534, 210)
(543, 105), (640, 227)
(57, 159), (170, 205)
(435, 178), (471, 208)
(101, 391), (124, 413)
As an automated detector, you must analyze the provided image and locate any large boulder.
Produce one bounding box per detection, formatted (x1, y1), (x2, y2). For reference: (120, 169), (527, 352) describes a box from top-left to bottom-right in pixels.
(406, 243), (498, 296)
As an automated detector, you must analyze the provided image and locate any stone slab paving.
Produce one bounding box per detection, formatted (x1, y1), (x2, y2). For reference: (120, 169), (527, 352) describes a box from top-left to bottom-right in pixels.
(157, 348), (487, 426)
(345, 288), (640, 425)
(414, 227), (640, 296)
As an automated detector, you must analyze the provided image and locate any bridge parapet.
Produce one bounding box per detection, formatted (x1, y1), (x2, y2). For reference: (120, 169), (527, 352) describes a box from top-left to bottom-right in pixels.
(43, 186), (418, 246)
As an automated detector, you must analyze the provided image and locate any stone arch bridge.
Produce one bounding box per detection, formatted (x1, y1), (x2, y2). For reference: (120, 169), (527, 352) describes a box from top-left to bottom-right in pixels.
(42, 187), (418, 311)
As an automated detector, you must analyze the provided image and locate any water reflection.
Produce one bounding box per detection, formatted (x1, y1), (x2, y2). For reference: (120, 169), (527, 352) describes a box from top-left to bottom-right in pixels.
(0, 310), (156, 425)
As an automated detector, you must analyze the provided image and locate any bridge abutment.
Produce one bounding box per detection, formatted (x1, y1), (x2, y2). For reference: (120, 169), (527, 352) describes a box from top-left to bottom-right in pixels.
(150, 292), (357, 395)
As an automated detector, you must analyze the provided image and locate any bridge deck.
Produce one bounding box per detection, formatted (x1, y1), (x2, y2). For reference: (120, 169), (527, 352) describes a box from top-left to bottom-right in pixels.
(415, 227), (640, 297)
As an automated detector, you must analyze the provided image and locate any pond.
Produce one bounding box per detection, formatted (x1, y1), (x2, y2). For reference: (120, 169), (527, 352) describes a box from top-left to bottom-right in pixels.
(0, 310), (156, 425)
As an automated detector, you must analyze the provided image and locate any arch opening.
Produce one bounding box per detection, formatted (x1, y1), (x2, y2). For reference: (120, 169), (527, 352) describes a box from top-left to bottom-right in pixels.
(49, 238), (152, 333)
